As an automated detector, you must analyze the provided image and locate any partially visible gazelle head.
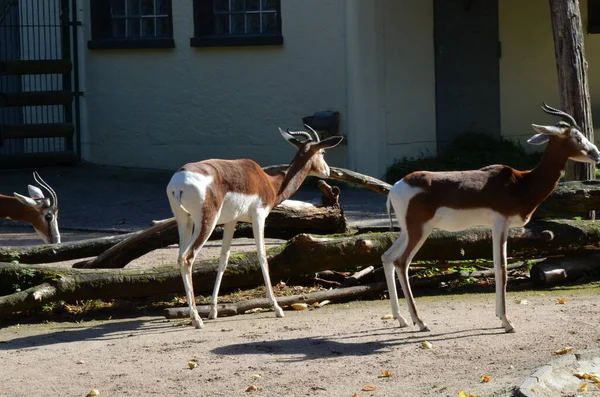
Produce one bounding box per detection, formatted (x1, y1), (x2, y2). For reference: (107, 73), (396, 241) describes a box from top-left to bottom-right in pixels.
(529, 102), (600, 164)
(13, 171), (61, 244)
(279, 124), (343, 178)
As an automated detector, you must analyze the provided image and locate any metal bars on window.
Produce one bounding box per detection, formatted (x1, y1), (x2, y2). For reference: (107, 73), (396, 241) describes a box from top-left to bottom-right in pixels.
(110, 0), (171, 38)
(213, 0), (279, 35)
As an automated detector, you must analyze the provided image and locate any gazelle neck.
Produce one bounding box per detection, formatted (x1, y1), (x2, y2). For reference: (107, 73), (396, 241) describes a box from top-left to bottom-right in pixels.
(268, 159), (313, 206)
(0, 195), (36, 223)
(525, 138), (570, 202)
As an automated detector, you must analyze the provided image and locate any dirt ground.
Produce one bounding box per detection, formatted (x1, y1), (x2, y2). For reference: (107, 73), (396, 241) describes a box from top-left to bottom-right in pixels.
(1, 227), (600, 397)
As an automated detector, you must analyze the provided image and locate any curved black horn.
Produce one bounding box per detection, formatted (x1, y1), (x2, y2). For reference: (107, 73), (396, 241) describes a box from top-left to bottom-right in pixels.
(541, 102), (578, 126)
(287, 129), (313, 142)
(303, 124), (321, 143)
(33, 171), (58, 207)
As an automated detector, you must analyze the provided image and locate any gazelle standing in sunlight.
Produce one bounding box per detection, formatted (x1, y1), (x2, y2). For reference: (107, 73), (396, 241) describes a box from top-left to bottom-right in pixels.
(167, 126), (343, 329)
(382, 103), (600, 333)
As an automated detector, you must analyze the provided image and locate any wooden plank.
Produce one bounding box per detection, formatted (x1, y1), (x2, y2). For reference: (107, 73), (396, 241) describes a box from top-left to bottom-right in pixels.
(0, 60), (72, 75)
(0, 123), (74, 139)
(0, 91), (73, 107)
(0, 152), (78, 169)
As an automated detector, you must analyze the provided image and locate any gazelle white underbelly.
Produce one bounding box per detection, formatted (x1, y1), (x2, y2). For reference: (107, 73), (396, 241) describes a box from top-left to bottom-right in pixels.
(218, 192), (266, 224)
(432, 207), (526, 232)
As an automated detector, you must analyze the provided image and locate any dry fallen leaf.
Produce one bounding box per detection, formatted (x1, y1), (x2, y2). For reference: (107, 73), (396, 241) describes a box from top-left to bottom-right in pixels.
(457, 391), (477, 397)
(380, 370), (392, 378)
(187, 361), (198, 369)
(87, 390), (100, 397)
(276, 281), (286, 289)
(515, 299), (528, 305)
(381, 314), (394, 320)
(578, 383), (588, 392)
(481, 375), (491, 383)
(352, 393), (359, 397)
(76, 360), (84, 364)
(245, 385), (263, 392)
(361, 385), (376, 391)
(553, 347), (574, 355)
(420, 341), (434, 349)
(556, 298), (567, 304)
(573, 372), (600, 386)
(291, 303), (308, 311)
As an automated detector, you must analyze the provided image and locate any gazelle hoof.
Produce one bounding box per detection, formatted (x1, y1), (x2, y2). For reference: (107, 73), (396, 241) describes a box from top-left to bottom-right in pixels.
(208, 308), (218, 320)
(275, 307), (285, 318)
(418, 324), (430, 332)
(192, 316), (204, 329)
(502, 319), (515, 333)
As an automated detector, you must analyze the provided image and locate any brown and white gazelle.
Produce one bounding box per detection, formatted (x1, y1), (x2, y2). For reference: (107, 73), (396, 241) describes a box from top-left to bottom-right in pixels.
(167, 126), (343, 329)
(382, 103), (600, 333)
(0, 171), (61, 244)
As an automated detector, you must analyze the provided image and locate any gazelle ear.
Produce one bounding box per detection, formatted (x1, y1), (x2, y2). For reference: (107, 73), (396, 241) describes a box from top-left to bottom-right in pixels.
(316, 136), (343, 150)
(531, 124), (563, 136)
(14, 192), (39, 207)
(27, 185), (45, 200)
(527, 133), (550, 146)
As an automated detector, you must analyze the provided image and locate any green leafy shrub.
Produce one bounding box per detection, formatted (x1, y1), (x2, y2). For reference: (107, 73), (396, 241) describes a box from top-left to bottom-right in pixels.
(386, 132), (543, 183)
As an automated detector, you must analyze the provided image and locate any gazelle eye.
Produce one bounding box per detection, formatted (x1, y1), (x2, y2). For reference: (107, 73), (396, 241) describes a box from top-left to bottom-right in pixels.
(45, 214), (53, 221)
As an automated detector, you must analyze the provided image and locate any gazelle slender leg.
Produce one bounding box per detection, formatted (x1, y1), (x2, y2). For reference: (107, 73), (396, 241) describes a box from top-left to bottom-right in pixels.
(209, 220), (237, 320)
(492, 218), (514, 333)
(382, 232), (410, 327)
(394, 225), (432, 332)
(252, 210), (284, 318)
(179, 213), (219, 329)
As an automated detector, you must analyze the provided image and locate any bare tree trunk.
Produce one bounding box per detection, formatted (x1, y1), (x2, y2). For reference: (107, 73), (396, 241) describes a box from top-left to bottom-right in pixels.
(548, 0), (596, 187)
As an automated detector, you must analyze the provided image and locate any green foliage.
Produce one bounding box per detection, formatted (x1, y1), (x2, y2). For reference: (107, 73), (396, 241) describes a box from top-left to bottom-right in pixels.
(386, 132), (542, 182)
(447, 266), (478, 274)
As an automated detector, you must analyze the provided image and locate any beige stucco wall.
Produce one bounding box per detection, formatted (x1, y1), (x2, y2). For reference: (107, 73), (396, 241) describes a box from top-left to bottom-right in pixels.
(382, 0), (436, 168)
(80, 0), (347, 171)
(499, 0), (600, 145)
(345, 0), (435, 179)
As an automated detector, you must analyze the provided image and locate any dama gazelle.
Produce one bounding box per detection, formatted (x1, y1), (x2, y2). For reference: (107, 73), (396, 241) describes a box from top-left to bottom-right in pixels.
(0, 171), (61, 244)
(167, 126), (343, 329)
(382, 103), (600, 333)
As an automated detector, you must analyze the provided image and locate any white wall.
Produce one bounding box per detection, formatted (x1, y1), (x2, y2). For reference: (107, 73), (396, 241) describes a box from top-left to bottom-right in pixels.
(82, 0), (347, 171)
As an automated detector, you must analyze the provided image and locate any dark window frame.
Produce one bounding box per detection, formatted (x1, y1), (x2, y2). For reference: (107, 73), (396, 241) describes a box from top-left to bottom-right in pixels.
(88, 0), (175, 50)
(190, 0), (283, 48)
(589, 0), (600, 33)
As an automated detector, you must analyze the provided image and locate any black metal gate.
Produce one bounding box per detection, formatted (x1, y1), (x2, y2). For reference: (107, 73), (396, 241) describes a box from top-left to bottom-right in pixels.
(0, 0), (81, 168)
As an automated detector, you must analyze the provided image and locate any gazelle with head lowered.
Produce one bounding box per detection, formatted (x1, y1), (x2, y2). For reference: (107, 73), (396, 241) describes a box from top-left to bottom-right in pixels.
(167, 126), (343, 329)
(0, 171), (61, 244)
(382, 103), (600, 333)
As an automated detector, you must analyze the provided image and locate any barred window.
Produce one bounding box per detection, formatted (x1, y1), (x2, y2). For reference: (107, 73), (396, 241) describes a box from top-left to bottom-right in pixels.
(191, 0), (283, 47)
(89, 0), (175, 49)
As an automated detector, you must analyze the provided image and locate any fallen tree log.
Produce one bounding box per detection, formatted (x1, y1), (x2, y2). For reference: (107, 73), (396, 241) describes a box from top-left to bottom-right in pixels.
(0, 250), (530, 317)
(164, 282), (388, 319)
(0, 188), (348, 266)
(163, 261), (531, 319)
(264, 165), (393, 196)
(529, 254), (600, 286)
(533, 180), (600, 219)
